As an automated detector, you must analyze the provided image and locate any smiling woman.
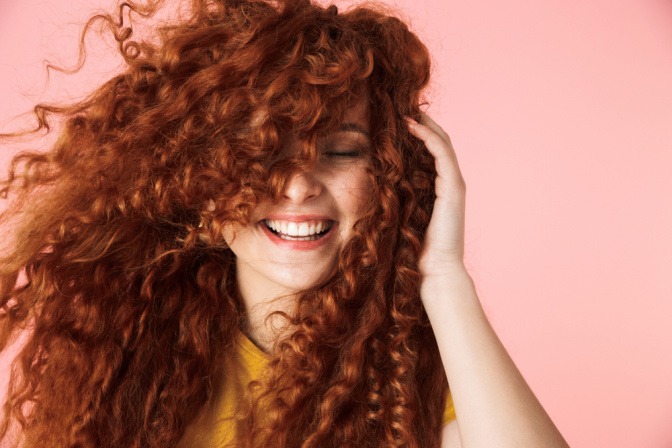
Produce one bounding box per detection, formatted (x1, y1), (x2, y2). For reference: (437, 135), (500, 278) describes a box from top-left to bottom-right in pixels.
(226, 101), (375, 349)
(0, 0), (569, 447)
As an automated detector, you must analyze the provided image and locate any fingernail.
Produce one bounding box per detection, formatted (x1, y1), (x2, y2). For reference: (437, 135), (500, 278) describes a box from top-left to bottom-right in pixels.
(405, 116), (418, 125)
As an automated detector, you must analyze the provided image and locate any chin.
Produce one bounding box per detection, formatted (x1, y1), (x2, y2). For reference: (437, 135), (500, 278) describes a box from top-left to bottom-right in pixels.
(274, 274), (326, 293)
(264, 263), (333, 293)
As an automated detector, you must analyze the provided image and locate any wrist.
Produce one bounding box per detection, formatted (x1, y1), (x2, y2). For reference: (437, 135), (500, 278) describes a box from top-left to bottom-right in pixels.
(419, 264), (475, 302)
(420, 261), (471, 283)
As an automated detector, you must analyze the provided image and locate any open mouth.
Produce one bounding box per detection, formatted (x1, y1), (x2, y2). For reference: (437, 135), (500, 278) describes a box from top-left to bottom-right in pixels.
(262, 219), (335, 241)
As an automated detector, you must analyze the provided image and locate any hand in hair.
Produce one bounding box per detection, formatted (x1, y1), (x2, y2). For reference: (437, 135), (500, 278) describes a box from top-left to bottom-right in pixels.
(406, 113), (467, 280)
(407, 114), (570, 448)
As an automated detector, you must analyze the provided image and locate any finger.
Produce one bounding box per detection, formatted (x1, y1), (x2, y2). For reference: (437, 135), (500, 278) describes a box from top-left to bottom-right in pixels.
(418, 112), (452, 146)
(405, 114), (451, 150)
(416, 113), (461, 169)
(407, 118), (448, 157)
(405, 116), (455, 164)
(405, 116), (466, 188)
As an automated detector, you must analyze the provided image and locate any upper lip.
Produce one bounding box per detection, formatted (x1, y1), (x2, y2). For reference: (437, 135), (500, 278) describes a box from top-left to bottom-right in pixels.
(260, 214), (336, 222)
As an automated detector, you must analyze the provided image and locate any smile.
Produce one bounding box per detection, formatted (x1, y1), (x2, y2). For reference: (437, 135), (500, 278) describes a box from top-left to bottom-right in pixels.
(263, 219), (334, 241)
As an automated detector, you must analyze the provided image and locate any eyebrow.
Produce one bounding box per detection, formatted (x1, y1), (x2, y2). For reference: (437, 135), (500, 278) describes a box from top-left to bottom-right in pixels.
(336, 122), (370, 138)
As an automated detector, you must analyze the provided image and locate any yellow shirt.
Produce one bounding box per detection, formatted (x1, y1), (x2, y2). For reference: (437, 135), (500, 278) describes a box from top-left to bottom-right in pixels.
(178, 329), (456, 447)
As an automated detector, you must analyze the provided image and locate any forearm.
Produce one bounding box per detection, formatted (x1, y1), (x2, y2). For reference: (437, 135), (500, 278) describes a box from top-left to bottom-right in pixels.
(422, 267), (570, 448)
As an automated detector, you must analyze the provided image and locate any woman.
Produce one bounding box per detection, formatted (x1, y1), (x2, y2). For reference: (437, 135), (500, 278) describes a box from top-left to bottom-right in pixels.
(0, 0), (570, 446)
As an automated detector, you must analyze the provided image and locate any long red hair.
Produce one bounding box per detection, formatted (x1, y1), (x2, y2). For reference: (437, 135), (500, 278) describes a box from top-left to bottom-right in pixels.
(0, 0), (447, 446)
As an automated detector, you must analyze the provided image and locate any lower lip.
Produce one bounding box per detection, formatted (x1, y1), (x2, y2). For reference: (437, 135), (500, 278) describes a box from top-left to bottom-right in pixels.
(259, 221), (337, 250)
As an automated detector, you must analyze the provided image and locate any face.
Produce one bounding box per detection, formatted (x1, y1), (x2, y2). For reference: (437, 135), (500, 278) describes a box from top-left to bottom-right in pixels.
(224, 101), (373, 303)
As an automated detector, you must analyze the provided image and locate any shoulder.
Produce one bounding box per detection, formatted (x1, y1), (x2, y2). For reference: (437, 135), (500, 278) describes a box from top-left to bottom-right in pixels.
(440, 419), (462, 448)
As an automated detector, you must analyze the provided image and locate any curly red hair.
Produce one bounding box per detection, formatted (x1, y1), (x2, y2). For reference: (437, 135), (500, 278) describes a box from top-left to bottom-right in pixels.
(0, 0), (447, 446)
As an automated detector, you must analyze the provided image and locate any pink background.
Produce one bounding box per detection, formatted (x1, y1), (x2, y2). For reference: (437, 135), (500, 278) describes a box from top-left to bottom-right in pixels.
(2, 0), (671, 447)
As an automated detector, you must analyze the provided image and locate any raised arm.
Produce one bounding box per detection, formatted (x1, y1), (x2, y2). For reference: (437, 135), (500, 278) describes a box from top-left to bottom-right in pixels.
(406, 114), (570, 448)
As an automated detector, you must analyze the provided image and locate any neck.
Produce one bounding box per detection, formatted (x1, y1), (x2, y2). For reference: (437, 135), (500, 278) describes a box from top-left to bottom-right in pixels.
(236, 263), (296, 355)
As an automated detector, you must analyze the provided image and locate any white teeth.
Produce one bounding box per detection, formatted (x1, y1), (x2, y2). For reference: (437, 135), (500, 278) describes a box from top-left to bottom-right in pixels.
(278, 234), (320, 241)
(265, 219), (332, 237)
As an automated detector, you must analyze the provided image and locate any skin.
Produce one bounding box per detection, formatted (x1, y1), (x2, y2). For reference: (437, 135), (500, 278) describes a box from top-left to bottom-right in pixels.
(226, 104), (571, 447)
(223, 101), (372, 353)
(406, 114), (570, 447)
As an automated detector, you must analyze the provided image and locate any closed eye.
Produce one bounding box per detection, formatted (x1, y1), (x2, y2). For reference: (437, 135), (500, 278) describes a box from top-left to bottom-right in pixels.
(318, 131), (371, 161)
(324, 150), (361, 158)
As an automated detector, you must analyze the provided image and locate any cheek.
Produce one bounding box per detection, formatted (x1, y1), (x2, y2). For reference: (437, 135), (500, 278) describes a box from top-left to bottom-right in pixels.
(336, 170), (373, 215)
(222, 224), (234, 247)
(221, 222), (248, 254)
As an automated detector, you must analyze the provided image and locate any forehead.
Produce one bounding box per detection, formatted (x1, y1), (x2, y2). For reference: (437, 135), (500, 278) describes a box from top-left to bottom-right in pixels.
(340, 100), (370, 130)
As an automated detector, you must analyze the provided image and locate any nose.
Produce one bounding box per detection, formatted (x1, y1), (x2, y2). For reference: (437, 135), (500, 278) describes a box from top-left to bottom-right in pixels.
(282, 170), (322, 203)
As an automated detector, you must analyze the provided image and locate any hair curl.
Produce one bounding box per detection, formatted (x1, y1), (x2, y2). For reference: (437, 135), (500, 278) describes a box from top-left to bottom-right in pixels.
(0, 0), (447, 446)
